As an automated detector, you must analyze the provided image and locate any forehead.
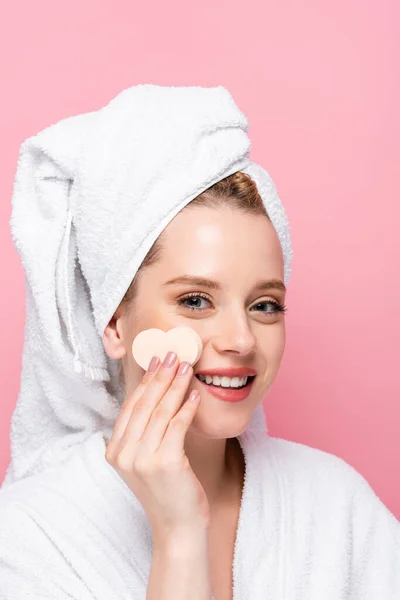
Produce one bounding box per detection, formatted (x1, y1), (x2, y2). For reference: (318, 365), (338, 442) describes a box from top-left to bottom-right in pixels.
(158, 206), (284, 279)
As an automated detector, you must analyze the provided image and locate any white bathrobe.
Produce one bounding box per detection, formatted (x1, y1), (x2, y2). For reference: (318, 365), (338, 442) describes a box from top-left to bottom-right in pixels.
(0, 415), (399, 599)
(1, 83), (399, 598)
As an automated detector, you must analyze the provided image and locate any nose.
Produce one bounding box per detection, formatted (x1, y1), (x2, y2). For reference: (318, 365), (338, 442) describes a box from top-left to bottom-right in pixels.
(211, 309), (257, 357)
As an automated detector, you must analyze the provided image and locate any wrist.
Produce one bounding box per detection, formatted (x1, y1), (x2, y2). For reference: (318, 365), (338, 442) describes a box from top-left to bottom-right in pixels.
(153, 525), (209, 558)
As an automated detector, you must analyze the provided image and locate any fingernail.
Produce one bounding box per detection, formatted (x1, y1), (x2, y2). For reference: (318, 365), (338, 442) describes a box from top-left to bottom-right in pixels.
(162, 351), (177, 367)
(189, 390), (200, 402)
(148, 356), (160, 372)
(177, 361), (191, 377)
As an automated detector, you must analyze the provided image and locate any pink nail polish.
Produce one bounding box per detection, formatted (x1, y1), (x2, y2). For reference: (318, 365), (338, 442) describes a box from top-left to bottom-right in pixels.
(148, 356), (160, 372)
(162, 351), (177, 367)
(177, 361), (191, 376)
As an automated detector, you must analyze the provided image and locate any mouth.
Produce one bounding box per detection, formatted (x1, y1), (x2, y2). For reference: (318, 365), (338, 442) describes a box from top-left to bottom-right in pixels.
(194, 372), (256, 403)
(194, 373), (256, 390)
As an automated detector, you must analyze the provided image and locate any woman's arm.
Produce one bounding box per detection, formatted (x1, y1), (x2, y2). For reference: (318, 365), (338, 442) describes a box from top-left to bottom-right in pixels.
(147, 526), (213, 600)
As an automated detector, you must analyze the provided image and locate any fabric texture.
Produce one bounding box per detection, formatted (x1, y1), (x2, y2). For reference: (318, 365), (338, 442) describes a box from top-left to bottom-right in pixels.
(2, 83), (292, 489)
(0, 425), (399, 599)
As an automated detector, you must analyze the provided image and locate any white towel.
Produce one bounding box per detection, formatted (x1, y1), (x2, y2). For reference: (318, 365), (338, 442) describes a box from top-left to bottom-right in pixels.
(2, 83), (292, 489)
(1, 83), (399, 599)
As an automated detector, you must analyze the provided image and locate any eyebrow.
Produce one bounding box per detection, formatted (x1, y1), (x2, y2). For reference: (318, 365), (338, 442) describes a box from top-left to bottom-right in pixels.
(162, 275), (286, 293)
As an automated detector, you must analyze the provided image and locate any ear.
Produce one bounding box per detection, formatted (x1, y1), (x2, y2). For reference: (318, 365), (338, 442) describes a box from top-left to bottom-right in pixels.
(102, 312), (127, 360)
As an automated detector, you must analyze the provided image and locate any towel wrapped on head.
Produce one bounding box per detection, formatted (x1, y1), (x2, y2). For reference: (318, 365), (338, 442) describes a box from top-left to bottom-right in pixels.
(3, 83), (292, 488)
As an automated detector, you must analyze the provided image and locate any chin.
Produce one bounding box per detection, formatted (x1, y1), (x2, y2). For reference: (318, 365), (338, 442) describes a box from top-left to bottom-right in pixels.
(189, 403), (252, 439)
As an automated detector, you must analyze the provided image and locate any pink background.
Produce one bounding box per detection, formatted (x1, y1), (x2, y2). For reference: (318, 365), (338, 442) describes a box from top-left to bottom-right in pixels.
(1, 1), (399, 518)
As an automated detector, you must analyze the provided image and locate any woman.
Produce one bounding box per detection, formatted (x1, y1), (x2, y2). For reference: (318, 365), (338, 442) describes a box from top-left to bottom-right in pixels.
(103, 171), (287, 599)
(0, 84), (399, 599)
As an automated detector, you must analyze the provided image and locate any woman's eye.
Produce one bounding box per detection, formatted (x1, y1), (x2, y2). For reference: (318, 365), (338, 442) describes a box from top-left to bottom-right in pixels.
(251, 301), (287, 315)
(178, 294), (211, 311)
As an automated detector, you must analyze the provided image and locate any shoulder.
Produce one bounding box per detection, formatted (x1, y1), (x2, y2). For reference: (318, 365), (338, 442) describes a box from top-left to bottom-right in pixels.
(0, 442), (92, 545)
(259, 437), (400, 595)
(0, 497), (96, 599)
(0, 494), (50, 555)
(257, 433), (364, 483)
(0, 470), (69, 549)
(258, 434), (398, 520)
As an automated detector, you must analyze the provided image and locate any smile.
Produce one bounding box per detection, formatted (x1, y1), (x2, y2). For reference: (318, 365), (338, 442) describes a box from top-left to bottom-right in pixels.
(195, 374), (255, 389)
(194, 374), (256, 403)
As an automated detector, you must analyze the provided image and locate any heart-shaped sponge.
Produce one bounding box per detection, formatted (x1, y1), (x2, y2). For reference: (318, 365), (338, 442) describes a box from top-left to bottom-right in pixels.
(131, 326), (203, 371)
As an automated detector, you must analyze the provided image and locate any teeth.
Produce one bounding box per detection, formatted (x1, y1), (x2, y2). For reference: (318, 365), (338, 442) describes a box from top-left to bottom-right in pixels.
(197, 374), (249, 388)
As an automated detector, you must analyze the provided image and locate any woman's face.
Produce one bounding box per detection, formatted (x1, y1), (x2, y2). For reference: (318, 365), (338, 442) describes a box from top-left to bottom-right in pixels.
(106, 205), (286, 438)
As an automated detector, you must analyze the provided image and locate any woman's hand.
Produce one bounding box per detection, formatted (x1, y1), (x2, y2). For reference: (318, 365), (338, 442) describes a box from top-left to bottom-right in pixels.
(105, 351), (210, 541)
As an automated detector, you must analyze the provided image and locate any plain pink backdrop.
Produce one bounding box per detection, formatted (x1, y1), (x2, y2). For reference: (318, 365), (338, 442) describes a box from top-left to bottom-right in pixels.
(1, 1), (399, 518)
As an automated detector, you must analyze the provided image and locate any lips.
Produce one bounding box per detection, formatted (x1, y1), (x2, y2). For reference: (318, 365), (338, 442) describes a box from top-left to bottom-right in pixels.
(194, 373), (256, 403)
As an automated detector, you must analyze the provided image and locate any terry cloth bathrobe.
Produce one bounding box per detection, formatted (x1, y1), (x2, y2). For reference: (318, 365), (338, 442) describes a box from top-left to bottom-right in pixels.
(0, 84), (399, 599)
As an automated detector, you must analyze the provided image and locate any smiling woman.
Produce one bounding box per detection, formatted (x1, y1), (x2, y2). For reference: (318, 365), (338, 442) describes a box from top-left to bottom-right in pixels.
(1, 83), (399, 600)
(100, 170), (292, 598)
(114, 171), (287, 398)
(102, 169), (400, 598)
(105, 170), (287, 450)
(106, 172), (288, 425)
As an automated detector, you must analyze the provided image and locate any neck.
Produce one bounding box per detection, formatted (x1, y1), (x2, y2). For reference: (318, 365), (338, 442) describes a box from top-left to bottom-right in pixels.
(184, 432), (245, 509)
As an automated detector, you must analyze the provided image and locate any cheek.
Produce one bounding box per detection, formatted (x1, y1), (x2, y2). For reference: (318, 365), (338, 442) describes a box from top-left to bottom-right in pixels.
(125, 305), (165, 343)
(260, 323), (286, 368)
(131, 301), (195, 341)
(275, 324), (286, 360)
(255, 327), (285, 392)
(131, 295), (175, 329)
